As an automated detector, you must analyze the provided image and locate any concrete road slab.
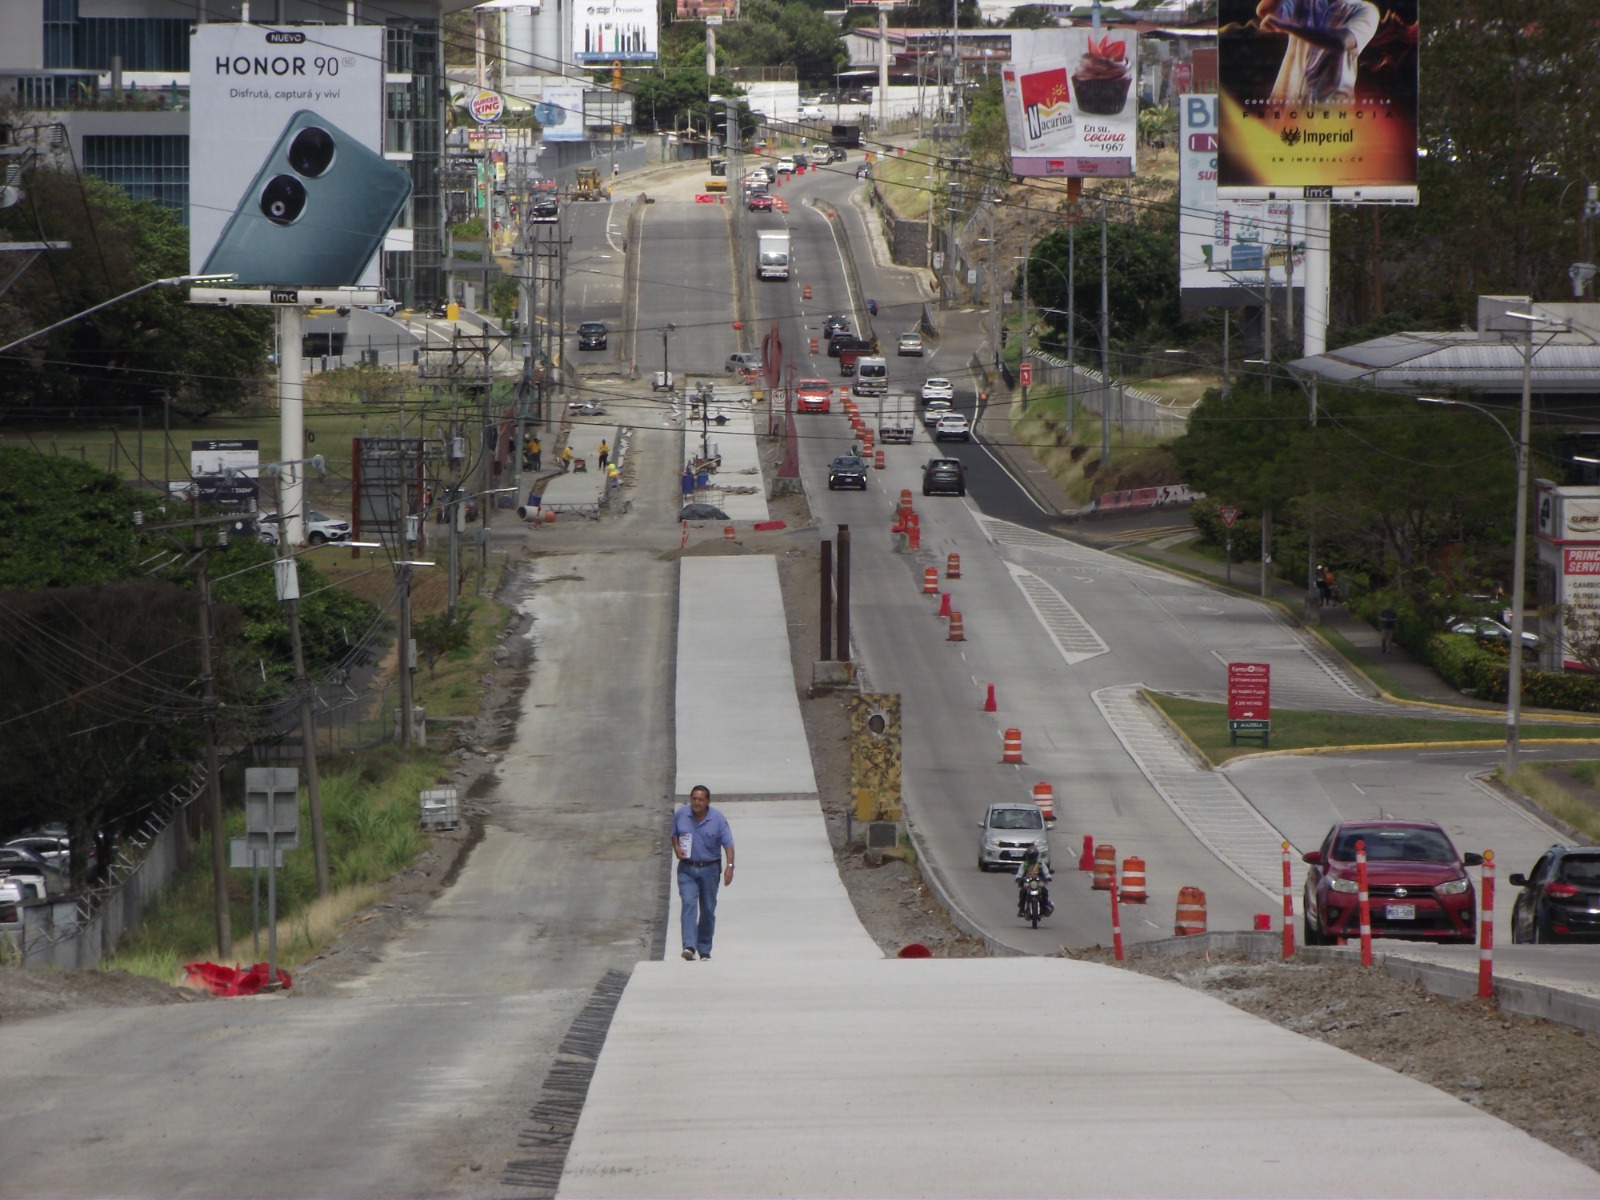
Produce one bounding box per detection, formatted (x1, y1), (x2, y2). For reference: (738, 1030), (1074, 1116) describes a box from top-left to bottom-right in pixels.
(559, 956), (1600, 1199)
(675, 556), (817, 796)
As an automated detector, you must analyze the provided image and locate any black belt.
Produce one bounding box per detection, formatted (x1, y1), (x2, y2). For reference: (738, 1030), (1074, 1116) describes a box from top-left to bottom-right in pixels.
(682, 859), (721, 867)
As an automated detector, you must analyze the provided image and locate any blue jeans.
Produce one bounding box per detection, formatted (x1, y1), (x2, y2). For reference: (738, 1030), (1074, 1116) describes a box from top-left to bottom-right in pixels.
(678, 862), (721, 956)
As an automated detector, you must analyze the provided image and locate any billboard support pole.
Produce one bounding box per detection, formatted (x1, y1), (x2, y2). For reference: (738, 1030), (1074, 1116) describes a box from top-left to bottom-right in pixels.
(1099, 195), (1110, 466)
(279, 305), (306, 546)
(878, 6), (889, 136)
(706, 23), (716, 79)
(1303, 201), (1330, 356)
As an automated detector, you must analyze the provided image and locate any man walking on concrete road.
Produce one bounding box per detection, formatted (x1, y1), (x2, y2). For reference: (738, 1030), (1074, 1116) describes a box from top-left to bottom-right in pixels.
(671, 785), (735, 961)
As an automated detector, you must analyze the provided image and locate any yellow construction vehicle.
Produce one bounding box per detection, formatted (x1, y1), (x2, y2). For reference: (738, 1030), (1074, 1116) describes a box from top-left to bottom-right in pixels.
(573, 166), (610, 201)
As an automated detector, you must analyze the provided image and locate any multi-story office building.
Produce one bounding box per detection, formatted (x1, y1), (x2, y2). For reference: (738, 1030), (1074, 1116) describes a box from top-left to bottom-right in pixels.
(0, 1), (458, 306)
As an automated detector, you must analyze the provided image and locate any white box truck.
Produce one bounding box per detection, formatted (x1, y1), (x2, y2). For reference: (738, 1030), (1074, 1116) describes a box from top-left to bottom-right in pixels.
(757, 230), (791, 280)
(877, 393), (915, 443)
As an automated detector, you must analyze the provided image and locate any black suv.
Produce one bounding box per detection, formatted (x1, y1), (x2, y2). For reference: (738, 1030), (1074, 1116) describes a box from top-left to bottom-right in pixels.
(578, 321), (607, 350)
(823, 314), (851, 337)
(827, 454), (868, 491)
(531, 197), (559, 223)
(922, 457), (965, 496)
(829, 334), (872, 359)
(1510, 845), (1600, 943)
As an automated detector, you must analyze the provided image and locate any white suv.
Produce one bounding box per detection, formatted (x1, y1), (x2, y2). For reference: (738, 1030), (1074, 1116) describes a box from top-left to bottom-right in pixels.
(775, 157), (797, 175)
(258, 510), (352, 546)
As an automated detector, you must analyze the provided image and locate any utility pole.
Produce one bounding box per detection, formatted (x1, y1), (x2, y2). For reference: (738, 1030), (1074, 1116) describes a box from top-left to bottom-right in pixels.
(272, 466), (330, 898)
(1019, 254), (1029, 408)
(1099, 194), (1111, 466)
(194, 521), (231, 958)
(398, 564), (415, 748)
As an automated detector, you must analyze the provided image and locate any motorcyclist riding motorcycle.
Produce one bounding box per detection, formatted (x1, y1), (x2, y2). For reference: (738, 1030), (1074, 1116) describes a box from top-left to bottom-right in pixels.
(1015, 847), (1053, 918)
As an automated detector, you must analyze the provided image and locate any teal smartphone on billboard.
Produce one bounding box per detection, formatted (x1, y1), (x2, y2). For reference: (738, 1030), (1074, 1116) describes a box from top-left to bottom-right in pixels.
(202, 110), (411, 287)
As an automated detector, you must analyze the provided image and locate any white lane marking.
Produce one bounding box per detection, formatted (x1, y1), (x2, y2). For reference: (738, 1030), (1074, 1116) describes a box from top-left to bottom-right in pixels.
(606, 204), (625, 254)
(1351, 782), (1367, 795)
(805, 203), (863, 336)
(1005, 562), (1108, 665)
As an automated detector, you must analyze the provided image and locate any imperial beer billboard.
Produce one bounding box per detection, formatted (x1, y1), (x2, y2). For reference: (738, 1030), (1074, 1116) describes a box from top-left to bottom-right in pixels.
(1216, 0), (1418, 202)
(1000, 30), (1138, 178)
(189, 24), (404, 288)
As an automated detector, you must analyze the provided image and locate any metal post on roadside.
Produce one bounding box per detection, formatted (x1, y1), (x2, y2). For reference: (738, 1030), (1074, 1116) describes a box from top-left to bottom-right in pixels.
(1281, 841), (1296, 960)
(1356, 839), (1373, 967)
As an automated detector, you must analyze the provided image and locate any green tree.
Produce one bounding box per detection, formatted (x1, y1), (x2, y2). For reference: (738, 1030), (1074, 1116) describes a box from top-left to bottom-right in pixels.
(0, 172), (272, 420)
(0, 447), (143, 590)
(1332, 1), (1600, 330)
(0, 581), (233, 887)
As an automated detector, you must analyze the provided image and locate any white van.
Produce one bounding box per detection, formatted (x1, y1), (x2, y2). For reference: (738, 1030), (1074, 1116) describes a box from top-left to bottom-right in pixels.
(853, 355), (888, 397)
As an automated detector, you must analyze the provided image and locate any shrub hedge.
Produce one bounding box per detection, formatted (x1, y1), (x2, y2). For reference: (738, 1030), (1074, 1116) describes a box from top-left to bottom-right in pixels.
(1424, 633), (1600, 712)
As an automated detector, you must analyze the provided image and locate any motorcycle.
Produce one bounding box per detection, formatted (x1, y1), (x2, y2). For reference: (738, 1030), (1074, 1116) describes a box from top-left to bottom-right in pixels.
(1019, 873), (1047, 928)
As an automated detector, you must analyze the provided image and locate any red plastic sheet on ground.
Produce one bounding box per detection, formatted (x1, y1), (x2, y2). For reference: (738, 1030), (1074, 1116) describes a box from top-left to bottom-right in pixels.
(183, 961), (292, 997)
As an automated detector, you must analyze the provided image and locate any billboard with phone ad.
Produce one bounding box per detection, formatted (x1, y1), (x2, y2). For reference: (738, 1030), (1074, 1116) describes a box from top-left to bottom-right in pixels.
(536, 87), (589, 142)
(1180, 94), (1304, 306)
(189, 24), (406, 288)
(1216, 0), (1418, 202)
(1000, 30), (1138, 178)
(575, 0), (659, 65)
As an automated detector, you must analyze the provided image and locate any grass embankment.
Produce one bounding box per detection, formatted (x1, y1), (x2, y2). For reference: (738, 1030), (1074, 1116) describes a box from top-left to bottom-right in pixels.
(110, 748), (447, 983)
(1506, 765), (1600, 843)
(871, 141), (934, 222)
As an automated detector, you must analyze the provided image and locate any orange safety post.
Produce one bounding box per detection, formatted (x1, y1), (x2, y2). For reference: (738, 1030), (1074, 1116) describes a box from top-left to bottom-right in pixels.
(1110, 880), (1124, 962)
(1120, 856), (1147, 903)
(1356, 838), (1373, 967)
(1091, 843), (1116, 891)
(1478, 849), (1495, 999)
(1281, 841), (1296, 959)
(946, 552), (961, 579)
(1031, 782), (1055, 822)
(907, 514), (921, 550)
(1078, 834), (1095, 871)
(947, 611), (965, 642)
(874, 449), (886, 470)
(1174, 886), (1208, 936)
(922, 567), (939, 594)
(983, 683), (997, 712)
(1001, 728), (1023, 764)
(936, 591), (952, 618)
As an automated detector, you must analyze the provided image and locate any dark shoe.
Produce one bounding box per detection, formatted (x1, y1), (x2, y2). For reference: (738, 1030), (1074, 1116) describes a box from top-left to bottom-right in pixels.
(698, 953), (711, 961)
(681, 947), (696, 961)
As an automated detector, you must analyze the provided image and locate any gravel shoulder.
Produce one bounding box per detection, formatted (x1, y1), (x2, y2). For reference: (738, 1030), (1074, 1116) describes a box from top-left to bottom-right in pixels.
(4, 430), (1598, 1176)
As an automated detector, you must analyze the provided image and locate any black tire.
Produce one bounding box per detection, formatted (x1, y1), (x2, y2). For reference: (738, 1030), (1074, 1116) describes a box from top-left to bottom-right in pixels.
(1030, 913), (1039, 928)
(1303, 909), (1331, 947)
(978, 859), (989, 873)
(922, 487), (931, 496)
(958, 487), (966, 496)
(308, 531), (327, 546)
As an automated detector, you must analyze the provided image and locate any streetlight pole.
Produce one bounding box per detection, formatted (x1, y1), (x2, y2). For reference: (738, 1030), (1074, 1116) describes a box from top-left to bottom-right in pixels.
(0, 272), (235, 356)
(661, 322), (676, 392)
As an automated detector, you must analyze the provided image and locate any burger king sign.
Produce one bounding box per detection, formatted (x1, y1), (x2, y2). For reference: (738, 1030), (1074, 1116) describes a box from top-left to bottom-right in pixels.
(470, 90), (504, 126)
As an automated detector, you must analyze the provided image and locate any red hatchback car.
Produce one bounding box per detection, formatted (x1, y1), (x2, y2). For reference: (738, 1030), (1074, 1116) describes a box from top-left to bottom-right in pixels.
(795, 379), (833, 413)
(748, 192), (774, 212)
(1302, 820), (1484, 945)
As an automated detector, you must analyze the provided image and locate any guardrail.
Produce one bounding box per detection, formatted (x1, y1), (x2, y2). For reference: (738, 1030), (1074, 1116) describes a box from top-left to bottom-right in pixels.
(1025, 352), (1191, 439)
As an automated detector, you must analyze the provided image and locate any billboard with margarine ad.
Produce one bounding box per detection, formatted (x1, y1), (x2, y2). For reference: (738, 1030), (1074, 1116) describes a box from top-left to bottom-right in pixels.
(189, 23), (405, 288)
(1000, 30), (1137, 178)
(1216, 0), (1418, 202)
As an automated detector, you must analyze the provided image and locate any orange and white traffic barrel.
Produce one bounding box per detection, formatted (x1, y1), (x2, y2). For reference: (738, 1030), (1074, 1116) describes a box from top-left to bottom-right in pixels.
(1092, 843), (1117, 891)
(946, 552), (961, 579)
(1174, 886), (1208, 936)
(1120, 856), (1147, 903)
(947, 611), (965, 642)
(922, 567), (938, 594)
(1031, 782), (1055, 822)
(1001, 728), (1023, 764)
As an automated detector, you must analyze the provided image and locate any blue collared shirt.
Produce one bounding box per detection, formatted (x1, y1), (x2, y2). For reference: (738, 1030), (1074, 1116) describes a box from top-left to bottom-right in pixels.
(672, 804), (734, 862)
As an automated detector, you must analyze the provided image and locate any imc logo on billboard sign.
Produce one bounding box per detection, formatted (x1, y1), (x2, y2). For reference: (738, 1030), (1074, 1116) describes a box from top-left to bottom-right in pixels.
(471, 91), (504, 126)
